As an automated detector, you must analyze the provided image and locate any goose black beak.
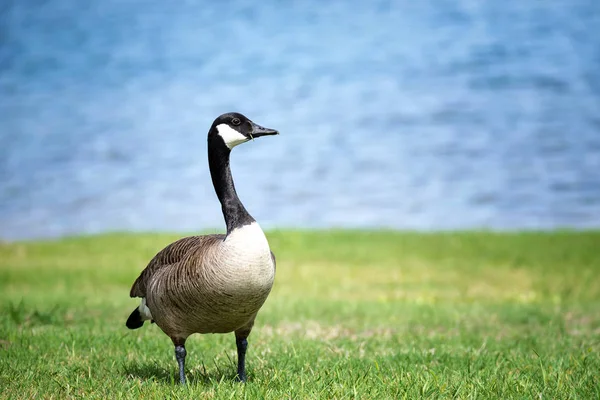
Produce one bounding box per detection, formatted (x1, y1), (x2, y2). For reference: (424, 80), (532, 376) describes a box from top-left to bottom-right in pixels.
(250, 121), (279, 138)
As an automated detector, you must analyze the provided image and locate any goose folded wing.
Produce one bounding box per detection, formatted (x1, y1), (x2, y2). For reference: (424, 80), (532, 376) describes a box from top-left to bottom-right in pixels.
(129, 234), (225, 298)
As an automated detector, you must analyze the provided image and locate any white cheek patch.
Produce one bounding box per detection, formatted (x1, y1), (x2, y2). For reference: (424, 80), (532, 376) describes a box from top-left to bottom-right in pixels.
(216, 124), (249, 149)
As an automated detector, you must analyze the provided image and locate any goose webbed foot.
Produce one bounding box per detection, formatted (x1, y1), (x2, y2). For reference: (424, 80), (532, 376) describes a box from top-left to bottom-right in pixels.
(174, 344), (187, 384)
(235, 337), (248, 382)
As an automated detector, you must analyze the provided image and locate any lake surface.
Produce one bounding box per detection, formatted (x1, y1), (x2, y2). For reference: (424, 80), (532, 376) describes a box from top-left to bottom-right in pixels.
(1, 0), (599, 240)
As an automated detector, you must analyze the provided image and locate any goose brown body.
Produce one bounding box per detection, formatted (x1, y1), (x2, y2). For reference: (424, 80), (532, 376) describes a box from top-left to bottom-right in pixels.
(130, 227), (276, 338)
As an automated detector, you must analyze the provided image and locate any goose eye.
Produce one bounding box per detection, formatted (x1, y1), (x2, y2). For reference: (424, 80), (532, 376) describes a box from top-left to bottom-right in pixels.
(231, 118), (241, 126)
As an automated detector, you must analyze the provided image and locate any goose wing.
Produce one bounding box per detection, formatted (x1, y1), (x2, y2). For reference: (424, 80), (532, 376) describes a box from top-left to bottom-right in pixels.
(129, 234), (225, 298)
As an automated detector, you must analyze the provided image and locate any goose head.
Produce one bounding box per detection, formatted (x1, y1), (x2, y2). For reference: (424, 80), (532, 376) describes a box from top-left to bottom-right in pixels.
(210, 112), (279, 150)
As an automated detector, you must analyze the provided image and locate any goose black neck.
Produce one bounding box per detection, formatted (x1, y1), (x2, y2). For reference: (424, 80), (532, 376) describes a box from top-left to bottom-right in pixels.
(208, 137), (255, 235)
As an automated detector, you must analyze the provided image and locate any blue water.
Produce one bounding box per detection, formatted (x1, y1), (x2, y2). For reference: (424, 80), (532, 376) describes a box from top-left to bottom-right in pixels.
(1, 0), (599, 239)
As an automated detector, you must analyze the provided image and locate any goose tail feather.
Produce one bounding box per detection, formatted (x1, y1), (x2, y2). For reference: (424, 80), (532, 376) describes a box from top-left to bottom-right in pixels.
(126, 308), (144, 329)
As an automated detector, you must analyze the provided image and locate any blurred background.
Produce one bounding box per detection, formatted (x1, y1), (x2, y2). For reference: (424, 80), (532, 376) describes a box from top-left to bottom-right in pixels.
(1, 0), (599, 240)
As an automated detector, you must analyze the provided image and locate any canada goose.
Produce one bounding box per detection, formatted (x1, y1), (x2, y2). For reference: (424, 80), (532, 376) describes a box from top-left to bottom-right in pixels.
(126, 112), (279, 384)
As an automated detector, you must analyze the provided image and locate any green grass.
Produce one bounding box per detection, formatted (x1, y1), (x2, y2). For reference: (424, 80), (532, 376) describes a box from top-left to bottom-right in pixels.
(1, 230), (599, 399)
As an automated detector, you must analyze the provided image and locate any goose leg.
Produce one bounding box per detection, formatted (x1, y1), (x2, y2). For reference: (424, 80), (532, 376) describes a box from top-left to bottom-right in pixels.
(235, 318), (255, 382)
(235, 336), (248, 382)
(172, 338), (187, 384)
